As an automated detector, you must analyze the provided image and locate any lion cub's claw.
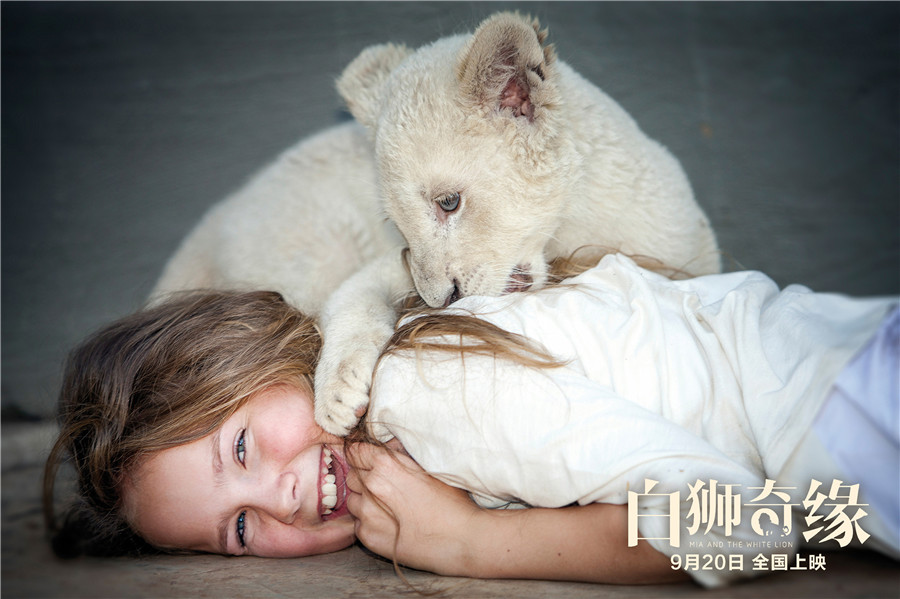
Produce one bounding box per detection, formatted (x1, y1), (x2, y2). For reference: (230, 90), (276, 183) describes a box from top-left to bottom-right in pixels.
(314, 339), (382, 436)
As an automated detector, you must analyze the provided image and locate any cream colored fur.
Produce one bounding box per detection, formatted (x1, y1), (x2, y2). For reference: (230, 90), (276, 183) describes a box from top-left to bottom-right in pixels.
(151, 12), (720, 435)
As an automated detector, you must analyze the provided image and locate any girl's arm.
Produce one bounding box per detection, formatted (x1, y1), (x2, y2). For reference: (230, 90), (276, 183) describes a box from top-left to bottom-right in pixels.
(345, 443), (686, 584)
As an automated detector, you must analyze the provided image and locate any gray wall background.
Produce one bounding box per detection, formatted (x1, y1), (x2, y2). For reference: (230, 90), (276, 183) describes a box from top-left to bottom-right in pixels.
(3, 2), (898, 418)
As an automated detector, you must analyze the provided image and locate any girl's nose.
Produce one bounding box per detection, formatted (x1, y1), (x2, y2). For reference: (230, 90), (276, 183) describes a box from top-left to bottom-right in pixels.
(253, 470), (299, 523)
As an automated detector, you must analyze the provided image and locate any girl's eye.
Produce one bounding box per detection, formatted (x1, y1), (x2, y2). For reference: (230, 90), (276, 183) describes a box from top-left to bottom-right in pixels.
(235, 429), (246, 465)
(436, 192), (461, 213)
(236, 511), (247, 547)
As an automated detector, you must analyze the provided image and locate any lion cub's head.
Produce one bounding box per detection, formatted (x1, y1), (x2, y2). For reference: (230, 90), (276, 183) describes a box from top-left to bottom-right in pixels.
(338, 12), (577, 307)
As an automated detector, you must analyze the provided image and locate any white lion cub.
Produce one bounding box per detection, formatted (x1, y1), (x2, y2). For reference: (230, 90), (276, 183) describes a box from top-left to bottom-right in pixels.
(151, 12), (720, 435)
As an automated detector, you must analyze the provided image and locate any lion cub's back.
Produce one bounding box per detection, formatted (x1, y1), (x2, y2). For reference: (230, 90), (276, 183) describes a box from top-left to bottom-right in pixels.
(150, 121), (402, 315)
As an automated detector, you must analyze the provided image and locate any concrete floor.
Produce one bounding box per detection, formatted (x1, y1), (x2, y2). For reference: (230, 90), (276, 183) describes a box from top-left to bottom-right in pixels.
(2, 2), (899, 597)
(4, 423), (900, 598)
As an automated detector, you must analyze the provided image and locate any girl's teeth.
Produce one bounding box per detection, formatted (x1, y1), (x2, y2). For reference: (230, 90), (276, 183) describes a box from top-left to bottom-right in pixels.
(322, 446), (334, 474)
(321, 448), (339, 513)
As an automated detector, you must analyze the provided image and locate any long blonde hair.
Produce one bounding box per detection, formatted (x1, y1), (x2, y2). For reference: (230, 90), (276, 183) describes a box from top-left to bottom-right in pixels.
(43, 290), (320, 557)
(44, 248), (679, 558)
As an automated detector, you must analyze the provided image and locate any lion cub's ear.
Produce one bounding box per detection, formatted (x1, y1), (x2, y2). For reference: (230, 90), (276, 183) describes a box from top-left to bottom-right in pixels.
(457, 12), (556, 122)
(337, 43), (413, 128)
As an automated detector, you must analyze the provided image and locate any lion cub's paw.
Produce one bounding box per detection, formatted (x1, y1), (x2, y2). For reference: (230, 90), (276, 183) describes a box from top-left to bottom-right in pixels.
(314, 334), (383, 436)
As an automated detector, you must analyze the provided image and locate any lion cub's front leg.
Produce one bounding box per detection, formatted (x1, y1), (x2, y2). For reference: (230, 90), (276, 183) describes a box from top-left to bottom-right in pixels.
(314, 248), (413, 436)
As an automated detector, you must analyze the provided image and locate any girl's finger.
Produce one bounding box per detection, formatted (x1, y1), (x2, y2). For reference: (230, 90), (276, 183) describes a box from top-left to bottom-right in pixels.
(345, 486), (362, 516)
(345, 468), (362, 493)
(344, 441), (379, 469)
(384, 437), (408, 455)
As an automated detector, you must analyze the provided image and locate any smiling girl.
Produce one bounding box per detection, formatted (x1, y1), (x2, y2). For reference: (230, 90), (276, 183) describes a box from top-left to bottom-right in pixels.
(44, 291), (358, 560)
(121, 384), (354, 557)
(44, 255), (898, 587)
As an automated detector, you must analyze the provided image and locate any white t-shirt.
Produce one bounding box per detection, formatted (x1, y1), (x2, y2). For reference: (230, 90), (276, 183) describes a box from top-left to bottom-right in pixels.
(368, 254), (894, 586)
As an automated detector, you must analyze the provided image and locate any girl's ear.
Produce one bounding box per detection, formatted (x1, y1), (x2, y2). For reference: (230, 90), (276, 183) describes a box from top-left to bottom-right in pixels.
(337, 43), (413, 129)
(456, 12), (557, 122)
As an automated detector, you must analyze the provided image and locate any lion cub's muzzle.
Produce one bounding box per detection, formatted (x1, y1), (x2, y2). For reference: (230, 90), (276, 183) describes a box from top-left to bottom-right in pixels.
(435, 264), (534, 308)
(504, 265), (534, 294)
(442, 281), (462, 308)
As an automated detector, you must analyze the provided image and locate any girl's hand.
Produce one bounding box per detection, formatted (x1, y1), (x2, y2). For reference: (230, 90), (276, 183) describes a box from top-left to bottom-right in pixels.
(345, 442), (684, 584)
(345, 442), (481, 575)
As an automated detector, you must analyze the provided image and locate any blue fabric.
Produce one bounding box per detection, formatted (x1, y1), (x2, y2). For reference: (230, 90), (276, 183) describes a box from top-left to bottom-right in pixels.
(814, 306), (899, 542)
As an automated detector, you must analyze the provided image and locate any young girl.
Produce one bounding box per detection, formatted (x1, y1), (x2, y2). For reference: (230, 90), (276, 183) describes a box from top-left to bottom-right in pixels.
(44, 254), (898, 587)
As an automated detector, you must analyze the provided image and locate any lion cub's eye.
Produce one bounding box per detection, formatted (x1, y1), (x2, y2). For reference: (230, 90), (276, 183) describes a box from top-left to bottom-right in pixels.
(436, 192), (461, 213)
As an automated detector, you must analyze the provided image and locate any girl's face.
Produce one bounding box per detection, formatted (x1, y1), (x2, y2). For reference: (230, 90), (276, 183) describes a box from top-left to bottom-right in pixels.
(123, 384), (355, 557)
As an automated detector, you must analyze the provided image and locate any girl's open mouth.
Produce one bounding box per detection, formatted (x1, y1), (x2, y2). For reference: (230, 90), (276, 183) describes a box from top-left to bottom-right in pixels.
(319, 445), (349, 520)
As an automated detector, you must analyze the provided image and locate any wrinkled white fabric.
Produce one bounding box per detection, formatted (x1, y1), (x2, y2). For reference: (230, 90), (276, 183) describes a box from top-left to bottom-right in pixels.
(368, 254), (895, 586)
